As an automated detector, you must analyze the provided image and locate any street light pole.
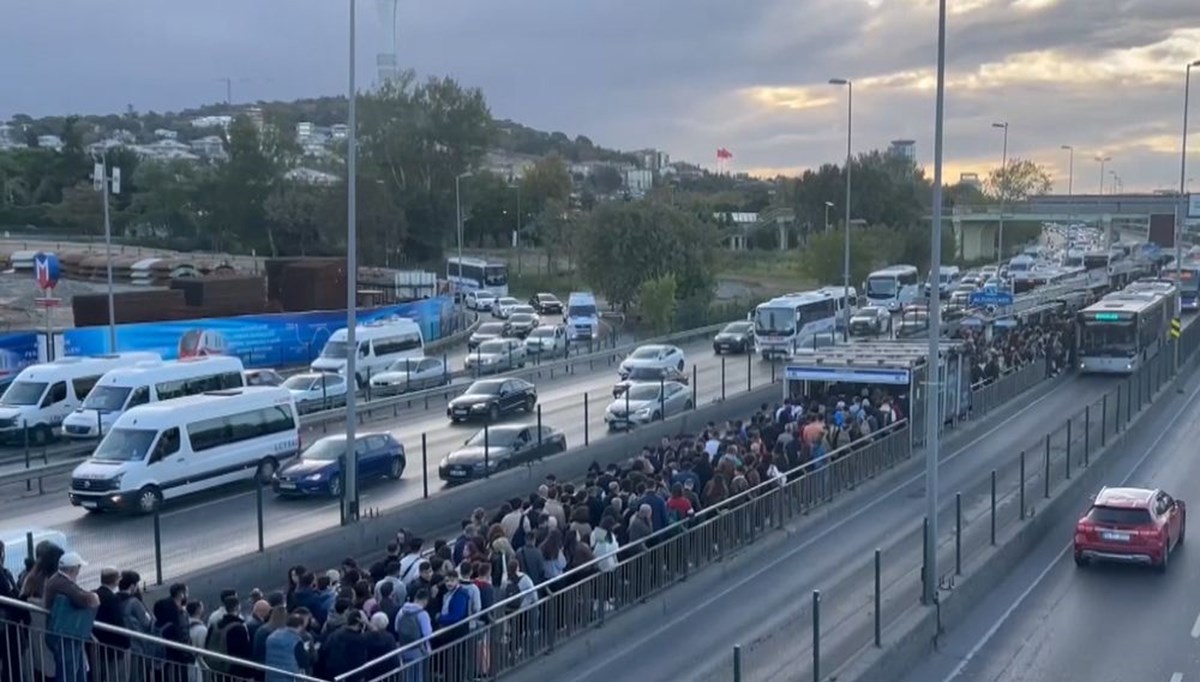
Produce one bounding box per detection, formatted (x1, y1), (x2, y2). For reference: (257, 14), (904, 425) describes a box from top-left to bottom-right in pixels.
(924, 0), (948, 609)
(1176, 59), (1198, 380)
(96, 153), (118, 354)
(1095, 155), (1111, 195)
(1060, 145), (1074, 197)
(342, 0), (359, 525)
(455, 172), (470, 287)
(829, 78), (853, 341)
(824, 201), (833, 233)
(992, 122), (1008, 264)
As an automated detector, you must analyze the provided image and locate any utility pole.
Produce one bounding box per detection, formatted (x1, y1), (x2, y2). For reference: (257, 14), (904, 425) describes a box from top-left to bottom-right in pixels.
(92, 154), (120, 353)
(342, 0), (360, 525)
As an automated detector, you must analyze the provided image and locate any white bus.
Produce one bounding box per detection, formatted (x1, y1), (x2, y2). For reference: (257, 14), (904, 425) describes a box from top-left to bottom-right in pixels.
(0, 353), (160, 445)
(864, 265), (920, 312)
(68, 387), (301, 514)
(62, 355), (246, 439)
(446, 256), (509, 297)
(753, 287), (857, 359)
(1076, 291), (1172, 374)
(311, 318), (425, 386)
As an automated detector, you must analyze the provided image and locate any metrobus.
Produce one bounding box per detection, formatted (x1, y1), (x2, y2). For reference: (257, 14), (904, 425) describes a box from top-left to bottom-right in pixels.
(446, 257), (509, 297)
(1076, 291), (1172, 374)
(753, 287), (858, 359)
(863, 265), (920, 312)
(1171, 264), (1200, 311)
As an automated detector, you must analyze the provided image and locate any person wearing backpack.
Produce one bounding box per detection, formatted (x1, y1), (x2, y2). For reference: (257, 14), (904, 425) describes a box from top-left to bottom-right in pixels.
(207, 595), (253, 680)
(395, 588), (433, 682)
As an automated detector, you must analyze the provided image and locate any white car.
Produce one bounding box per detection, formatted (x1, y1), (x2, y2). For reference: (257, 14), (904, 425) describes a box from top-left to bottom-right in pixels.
(848, 306), (891, 336)
(468, 322), (507, 351)
(604, 381), (692, 430)
(464, 290), (498, 312)
(369, 357), (449, 396)
(618, 344), (686, 379)
(524, 325), (567, 355)
(283, 372), (349, 414)
(465, 339), (527, 374)
(492, 298), (522, 319)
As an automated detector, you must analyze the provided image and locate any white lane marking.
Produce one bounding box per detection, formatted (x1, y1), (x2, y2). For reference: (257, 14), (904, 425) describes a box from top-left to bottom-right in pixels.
(941, 371), (1200, 681)
(1170, 674), (1183, 682)
(1191, 612), (1200, 639)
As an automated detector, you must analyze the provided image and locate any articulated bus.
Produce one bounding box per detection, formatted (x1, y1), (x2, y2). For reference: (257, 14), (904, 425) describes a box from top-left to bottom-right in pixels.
(863, 265), (920, 312)
(1171, 265), (1200, 311)
(753, 287), (857, 359)
(446, 257), (509, 297)
(1076, 291), (1172, 374)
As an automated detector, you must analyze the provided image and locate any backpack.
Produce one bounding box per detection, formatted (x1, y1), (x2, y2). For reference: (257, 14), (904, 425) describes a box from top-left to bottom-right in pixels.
(511, 514), (529, 550)
(204, 622), (233, 673)
(395, 609), (422, 645)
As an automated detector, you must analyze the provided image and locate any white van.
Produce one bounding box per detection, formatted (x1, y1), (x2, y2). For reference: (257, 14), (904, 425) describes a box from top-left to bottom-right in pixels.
(62, 356), (246, 439)
(566, 292), (600, 341)
(68, 386), (301, 514)
(310, 319), (425, 386)
(0, 353), (160, 445)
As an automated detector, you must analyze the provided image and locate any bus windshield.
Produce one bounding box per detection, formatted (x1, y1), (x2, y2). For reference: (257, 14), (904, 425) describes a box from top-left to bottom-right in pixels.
(484, 265), (507, 287)
(84, 385), (132, 411)
(1079, 319), (1136, 357)
(866, 277), (897, 297)
(755, 307), (795, 336)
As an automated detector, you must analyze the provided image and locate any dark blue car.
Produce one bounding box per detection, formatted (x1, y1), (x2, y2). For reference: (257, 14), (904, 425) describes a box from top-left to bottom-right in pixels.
(273, 432), (405, 498)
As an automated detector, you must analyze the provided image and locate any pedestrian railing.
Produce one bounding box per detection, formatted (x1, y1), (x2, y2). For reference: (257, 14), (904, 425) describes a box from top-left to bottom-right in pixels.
(968, 361), (1047, 419)
(0, 595), (322, 682)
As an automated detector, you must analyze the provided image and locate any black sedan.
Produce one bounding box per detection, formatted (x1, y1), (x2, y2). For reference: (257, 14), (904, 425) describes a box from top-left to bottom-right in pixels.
(446, 378), (537, 423)
(712, 321), (754, 354)
(530, 292), (563, 315)
(612, 365), (689, 398)
(439, 424), (567, 482)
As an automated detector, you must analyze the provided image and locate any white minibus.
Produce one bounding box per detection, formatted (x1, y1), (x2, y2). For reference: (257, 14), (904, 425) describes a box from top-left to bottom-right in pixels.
(62, 356), (246, 439)
(310, 319), (425, 386)
(68, 386), (301, 514)
(0, 353), (160, 445)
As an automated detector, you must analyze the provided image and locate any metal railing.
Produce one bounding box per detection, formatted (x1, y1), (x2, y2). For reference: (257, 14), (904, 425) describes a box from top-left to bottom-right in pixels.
(0, 595), (322, 682)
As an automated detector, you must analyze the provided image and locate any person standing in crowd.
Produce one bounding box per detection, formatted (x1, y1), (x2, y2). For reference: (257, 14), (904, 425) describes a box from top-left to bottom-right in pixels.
(321, 609), (370, 680)
(0, 540), (26, 682)
(185, 601), (207, 682)
(43, 551), (99, 682)
(92, 567), (125, 682)
(396, 588), (434, 682)
(264, 613), (312, 682)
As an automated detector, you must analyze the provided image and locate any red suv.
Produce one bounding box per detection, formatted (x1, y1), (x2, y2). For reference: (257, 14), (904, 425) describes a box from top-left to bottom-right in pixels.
(1074, 487), (1186, 572)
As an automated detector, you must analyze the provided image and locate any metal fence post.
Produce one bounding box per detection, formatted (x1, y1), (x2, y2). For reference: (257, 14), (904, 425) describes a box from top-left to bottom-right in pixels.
(812, 590), (821, 682)
(1065, 420), (1072, 480)
(1019, 450), (1026, 520)
(537, 404), (543, 446)
(153, 509), (164, 586)
(921, 517), (929, 605)
(1101, 393), (1108, 447)
(25, 532), (34, 567)
(1044, 434), (1051, 499)
(1084, 405), (1091, 467)
(23, 420), (30, 492)
(990, 470), (997, 546)
(733, 646), (742, 682)
(721, 355), (727, 401)
(955, 492), (962, 576)
(746, 351), (752, 392)
(874, 548), (882, 647)
(1125, 378), (1132, 423)
(692, 364), (698, 408)
(483, 422), (490, 477)
(421, 433), (429, 500)
(584, 392), (590, 446)
(256, 478), (265, 552)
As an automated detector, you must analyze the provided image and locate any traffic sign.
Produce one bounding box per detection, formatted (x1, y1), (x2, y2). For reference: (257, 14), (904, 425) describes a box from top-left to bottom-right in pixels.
(33, 252), (60, 292)
(969, 291), (1014, 307)
(1171, 317), (1182, 339)
(34, 297), (61, 309)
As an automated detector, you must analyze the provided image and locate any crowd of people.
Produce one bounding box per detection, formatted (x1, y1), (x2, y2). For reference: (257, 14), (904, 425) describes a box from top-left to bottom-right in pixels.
(956, 316), (1074, 387)
(0, 383), (910, 682)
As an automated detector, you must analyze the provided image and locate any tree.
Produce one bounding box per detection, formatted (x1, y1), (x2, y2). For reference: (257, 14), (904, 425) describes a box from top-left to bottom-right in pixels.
(637, 274), (678, 335)
(461, 171), (515, 247)
(520, 155), (571, 218)
(986, 158), (1053, 202)
(529, 198), (573, 273)
(798, 229), (879, 286)
(49, 181), (103, 233)
(264, 182), (339, 257)
(126, 159), (207, 240)
(588, 165), (623, 195)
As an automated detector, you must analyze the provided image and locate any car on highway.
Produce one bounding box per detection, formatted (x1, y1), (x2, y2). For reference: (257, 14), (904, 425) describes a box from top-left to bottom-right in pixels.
(468, 322), (506, 351)
(243, 369), (285, 387)
(283, 372), (349, 414)
(524, 324), (567, 356)
(603, 380), (692, 430)
(273, 432), (405, 498)
(446, 378), (537, 423)
(368, 356), (449, 396)
(439, 423), (567, 483)
(618, 344), (686, 378)
(504, 312), (540, 338)
(492, 297), (521, 319)
(612, 365), (689, 399)
(712, 321), (754, 354)
(848, 306), (892, 337)
(895, 309), (929, 335)
(464, 290), (498, 312)
(464, 339), (527, 374)
(1074, 486), (1186, 572)
(530, 292), (563, 315)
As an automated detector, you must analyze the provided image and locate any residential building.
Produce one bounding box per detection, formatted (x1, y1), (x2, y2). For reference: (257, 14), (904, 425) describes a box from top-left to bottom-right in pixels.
(623, 168), (653, 197)
(285, 167), (341, 185)
(36, 135), (64, 151)
(190, 135), (227, 161)
(330, 124), (349, 140)
(296, 121), (315, 141)
(154, 128), (178, 140)
(481, 150), (537, 182)
(635, 148), (670, 172)
(133, 139), (200, 162)
(191, 115), (233, 130)
(889, 139), (916, 164)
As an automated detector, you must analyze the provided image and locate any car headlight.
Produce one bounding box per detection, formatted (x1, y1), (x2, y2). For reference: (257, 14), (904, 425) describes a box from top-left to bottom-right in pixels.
(635, 407), (652, 417)
(305, 473), (324, 481)
(471, 403), (489, 411)
(473, 461), (488, 470)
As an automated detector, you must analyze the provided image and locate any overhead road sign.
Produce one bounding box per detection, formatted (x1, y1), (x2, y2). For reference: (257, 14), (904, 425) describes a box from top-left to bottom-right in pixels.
(969, 291), (1014, 307)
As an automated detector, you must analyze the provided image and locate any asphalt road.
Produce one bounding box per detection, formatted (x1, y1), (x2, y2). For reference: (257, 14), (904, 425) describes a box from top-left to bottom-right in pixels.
(499, 363), (1130, 682)
(0, 334), (775, 583)
(901, 352), (1200, 682)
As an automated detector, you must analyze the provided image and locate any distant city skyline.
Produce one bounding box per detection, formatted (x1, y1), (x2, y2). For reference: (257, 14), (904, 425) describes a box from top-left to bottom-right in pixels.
(2, 0), (1198, 192)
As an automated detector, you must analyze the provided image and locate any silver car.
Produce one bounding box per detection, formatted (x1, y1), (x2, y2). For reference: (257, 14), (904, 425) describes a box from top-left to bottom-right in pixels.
(464, 338), (527, 374)
(525, 324), (567, 355)
(369, 356), (449, 395)
(468, 322), (506, 351)
(604, 381), (692, 430)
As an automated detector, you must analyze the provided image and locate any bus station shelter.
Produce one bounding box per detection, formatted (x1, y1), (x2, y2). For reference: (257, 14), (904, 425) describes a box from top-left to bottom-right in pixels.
(783, 340), (969, 447)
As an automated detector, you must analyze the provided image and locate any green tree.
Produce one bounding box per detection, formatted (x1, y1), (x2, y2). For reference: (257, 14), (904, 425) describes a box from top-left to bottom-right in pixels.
(637, 274), (678, 335)
(529, 198), (573, 273)
(126, 160), (207, 240)
(203, 114), (296, 253)
(461, 171), (515, 247)
(49, 181), (103, 233)
(264, 182), (339, 257)
(986, 158), (1053, 202)
(520, 154), (572, 218)
(588, 165), (623, 195)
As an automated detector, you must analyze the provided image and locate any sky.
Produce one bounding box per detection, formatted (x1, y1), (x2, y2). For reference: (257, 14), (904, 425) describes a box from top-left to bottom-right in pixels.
(3, 0), (1200, 194)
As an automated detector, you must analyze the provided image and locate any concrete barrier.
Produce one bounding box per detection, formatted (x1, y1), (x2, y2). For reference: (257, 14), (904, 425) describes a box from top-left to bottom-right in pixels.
(839, 351), (1195, 682)
(156, 385), (781, 604)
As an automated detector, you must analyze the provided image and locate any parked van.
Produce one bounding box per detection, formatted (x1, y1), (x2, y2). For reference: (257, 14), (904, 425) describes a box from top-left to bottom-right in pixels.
(0, 353), (160, 445)
(566, 292), (600, 341)
(68, 386), (301, 514)
(310, 319), (425, 386)
(62, 356), (246, 439)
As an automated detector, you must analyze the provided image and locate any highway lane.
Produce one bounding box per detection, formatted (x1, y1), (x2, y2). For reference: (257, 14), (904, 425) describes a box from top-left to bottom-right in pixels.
(0, 336), (773, 583)
(901, 357), (1200, 682)
(502, 369), (1123, 682)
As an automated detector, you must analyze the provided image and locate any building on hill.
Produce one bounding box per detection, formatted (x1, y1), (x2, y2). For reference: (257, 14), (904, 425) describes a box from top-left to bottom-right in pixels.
(889, 139), (916, 164)
(190, 135), (227, 161)
(190, 115), (233, 130)
(623, 168), (653, 197)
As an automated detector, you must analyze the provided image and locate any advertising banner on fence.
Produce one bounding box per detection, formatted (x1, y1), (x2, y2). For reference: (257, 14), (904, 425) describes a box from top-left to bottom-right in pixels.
(0, 332), (41, 386)
(62, 297), (455, 369)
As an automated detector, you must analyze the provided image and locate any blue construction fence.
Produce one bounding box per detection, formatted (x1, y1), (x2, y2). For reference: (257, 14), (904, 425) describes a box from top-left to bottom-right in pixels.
(0, 296), (458, 381)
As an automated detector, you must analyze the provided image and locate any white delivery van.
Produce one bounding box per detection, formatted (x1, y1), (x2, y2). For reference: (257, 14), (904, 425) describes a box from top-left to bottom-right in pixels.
(68, 386), (301, 514)
(0, 353), (160, 445)
(310, 319), (425, 386)
(62, 356), (246, 439)
(566, 292), (600, 341)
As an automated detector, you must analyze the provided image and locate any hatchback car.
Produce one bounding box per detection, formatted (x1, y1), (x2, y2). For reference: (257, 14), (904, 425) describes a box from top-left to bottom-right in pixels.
(1074, 487), (1186, 571)
(525, 324), (567, 355)
(612, 365), (689, 399)
(848, 306), (891, 337)
(492, 297), (521, 319)
(274, 433), (405, 498)
(504, 313), (540, 338)
(283, 372), (349, 414)
(439, 423), (567, 482)
(369, 357), (449, 396)
(604, 381), (692, 430)
(712, 321), (754, 354)
(446, 378), (537, 423)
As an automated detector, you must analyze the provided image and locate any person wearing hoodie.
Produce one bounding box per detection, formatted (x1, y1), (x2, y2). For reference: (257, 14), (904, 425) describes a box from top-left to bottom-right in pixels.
(395, 589), (434, 682)
(210, 596), (254, 680)
(291, 572), (330, 626)
(252, 606), (288, 675)
(321, 609), (370, 681)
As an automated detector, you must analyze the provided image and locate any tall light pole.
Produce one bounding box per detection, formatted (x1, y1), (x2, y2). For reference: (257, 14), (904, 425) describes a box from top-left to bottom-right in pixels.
(1095, 155), (1111, 194)
(92, 152), (119, 353)
(824, 201), (834, 233)
(342, 0), (360, 525)
(992, 122), (1008, 264)
(829, 78), (852, 341)
(924, 0), (948, 608)
(1177, 61), (1199, 328)
(1060, 145), (1074, 196)
(455, 172), (471, 287)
